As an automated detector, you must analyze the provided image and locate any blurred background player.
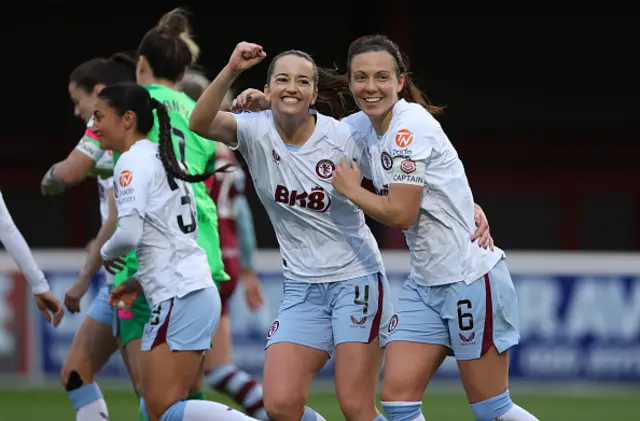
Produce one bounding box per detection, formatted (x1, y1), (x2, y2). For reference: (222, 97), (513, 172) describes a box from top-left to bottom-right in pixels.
(40, 53), (145, 421)
(0, 190), (63, 326)
(178, 70), (268, 420)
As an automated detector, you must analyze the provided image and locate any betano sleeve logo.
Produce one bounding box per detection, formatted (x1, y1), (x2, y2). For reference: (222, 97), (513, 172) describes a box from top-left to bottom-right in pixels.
(394, 129), (413, 148)
(119, 170), (133, 187)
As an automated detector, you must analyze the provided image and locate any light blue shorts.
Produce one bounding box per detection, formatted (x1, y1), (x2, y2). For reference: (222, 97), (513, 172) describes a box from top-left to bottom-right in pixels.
(265, 272), (393, 355)
(387, 259), (519, 360)
(141, 287), (221, 352)
(86, 285), (114, 326)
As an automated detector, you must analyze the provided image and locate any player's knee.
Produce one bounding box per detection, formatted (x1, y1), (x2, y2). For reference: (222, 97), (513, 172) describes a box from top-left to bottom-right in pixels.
(263, 389), (305, 420)
(61, 370), (85, 392)
(337, 394), (373, 421)
(380, 373), (422, 402)
(144, 395), (172, 421)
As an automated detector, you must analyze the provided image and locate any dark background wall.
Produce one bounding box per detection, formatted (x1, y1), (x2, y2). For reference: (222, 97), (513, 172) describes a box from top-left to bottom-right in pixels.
(1, 7), (638, 250)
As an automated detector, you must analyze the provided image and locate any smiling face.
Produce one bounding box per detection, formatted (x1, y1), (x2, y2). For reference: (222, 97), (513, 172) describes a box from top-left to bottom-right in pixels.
(91, 97), (133, 152)
(348, 50), (404, 120)
(264, 54), (318, 118)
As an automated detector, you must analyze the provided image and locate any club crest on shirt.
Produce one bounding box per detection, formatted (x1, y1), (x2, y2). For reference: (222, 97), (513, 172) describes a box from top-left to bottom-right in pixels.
(380, 152), (393, 171)
(315, 159), (335, 179)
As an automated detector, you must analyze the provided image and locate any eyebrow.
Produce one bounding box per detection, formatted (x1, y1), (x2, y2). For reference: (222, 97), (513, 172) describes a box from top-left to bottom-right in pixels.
(275, 73), (311, 79)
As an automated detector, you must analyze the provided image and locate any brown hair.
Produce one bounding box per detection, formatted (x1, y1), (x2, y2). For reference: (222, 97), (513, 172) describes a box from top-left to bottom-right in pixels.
(347, 34), (444, 115)
(266, 50), (354, 119)
(136, 8), (199, 83)
(69, 52), (136, 92)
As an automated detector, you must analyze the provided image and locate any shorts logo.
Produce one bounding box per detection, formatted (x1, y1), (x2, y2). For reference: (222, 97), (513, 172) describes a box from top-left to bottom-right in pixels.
(381, 152), (392, 171)
(459, 332), (476, 345)
(119, 170), (133, 187)
(388, 314), (399, 333)
(395, 129), (413, 148)
(400, 159), (416, 174)
(315, 159), (335, 179)
(350, 315), (367, 327)
(267, 320), (280, 338)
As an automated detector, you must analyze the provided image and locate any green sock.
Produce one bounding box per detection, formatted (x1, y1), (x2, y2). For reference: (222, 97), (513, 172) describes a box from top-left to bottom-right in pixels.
(187, 391), (205, 400)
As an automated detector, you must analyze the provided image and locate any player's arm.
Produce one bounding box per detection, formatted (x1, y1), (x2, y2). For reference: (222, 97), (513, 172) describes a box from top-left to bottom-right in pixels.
(189, 65), (240, 146)
(190, 42), (266, 146)
(41, 127), (107, 195)
(0, 191), (64, 325)
(333, 124), (431, 230)
(235, 170), (257, 272)
(101, 157), (149, 261)
(79, 187), (118, 282)
(0, 191), (50, 294)
(335, 163), (422, 230)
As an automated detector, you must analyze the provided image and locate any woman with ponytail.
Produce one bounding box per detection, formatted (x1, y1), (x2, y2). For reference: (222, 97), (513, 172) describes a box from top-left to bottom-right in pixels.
(94, 82), (259, 421)
(332, 35), (537, 421)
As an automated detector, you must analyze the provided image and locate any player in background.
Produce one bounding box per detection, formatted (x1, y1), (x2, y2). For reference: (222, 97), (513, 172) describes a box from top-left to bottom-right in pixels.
(0, 192), (63, 325)
(190, 42), (393, 421)
(94, 82), (259, 421)
(115, 8), (230, 419)
(178, 71), (268, 420)
(41, 54), (145, 421)
(330, 35), (538, 421)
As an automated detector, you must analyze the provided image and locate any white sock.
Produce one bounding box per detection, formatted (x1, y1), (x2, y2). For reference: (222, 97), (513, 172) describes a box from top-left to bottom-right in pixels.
(182, 399), (259, 420)
(76, 399), (109, 421)
(496, 403), (539, 421)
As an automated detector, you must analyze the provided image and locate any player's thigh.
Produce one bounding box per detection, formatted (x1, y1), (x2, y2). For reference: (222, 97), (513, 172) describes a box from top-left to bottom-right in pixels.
(204, 314), (232, 370)
(119, 344), (142, 397)
(380, 277), (450, 401)
(263, 343), (328, 421)
(444, 260), (519, 403)
(331, 273), (391, 413)
(263, 280), (331, 418)
(122, 338), (143, 394)
(142, 287), (221, 419)
(62, 309), (117, 385)
(265, 280), (333, 354)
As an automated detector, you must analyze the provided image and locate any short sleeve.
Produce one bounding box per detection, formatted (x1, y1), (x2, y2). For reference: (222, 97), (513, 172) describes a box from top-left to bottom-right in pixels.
(229, 111), (262, 159)
(344, 127), (372, 180)
(112, 153), (151, 219)
(388, 118), (435, 187)
(341, 113), (372, 180)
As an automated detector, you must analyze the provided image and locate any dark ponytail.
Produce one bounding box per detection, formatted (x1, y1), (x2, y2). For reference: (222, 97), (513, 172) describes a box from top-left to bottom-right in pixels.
(316, 67), (353, 119)
(155, 102), (211, 183)
(99, 83), (228, 184)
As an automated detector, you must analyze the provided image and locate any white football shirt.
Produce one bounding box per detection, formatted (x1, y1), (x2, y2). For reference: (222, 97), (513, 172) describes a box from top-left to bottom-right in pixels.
(230, 111), (384, 283)
(344, 100), (504, 286)
(110, 139), (213, 306)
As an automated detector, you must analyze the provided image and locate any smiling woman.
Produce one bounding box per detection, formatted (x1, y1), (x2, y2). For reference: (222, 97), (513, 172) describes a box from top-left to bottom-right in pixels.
(188, 42), (395, 421)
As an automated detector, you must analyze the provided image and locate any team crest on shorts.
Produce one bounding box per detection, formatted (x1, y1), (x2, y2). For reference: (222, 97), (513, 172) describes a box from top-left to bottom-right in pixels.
(381, 152), (393, 171)
(315, 159), (335, 179)
(267, 320), (280, 338)
(388, 314), (399, 333)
